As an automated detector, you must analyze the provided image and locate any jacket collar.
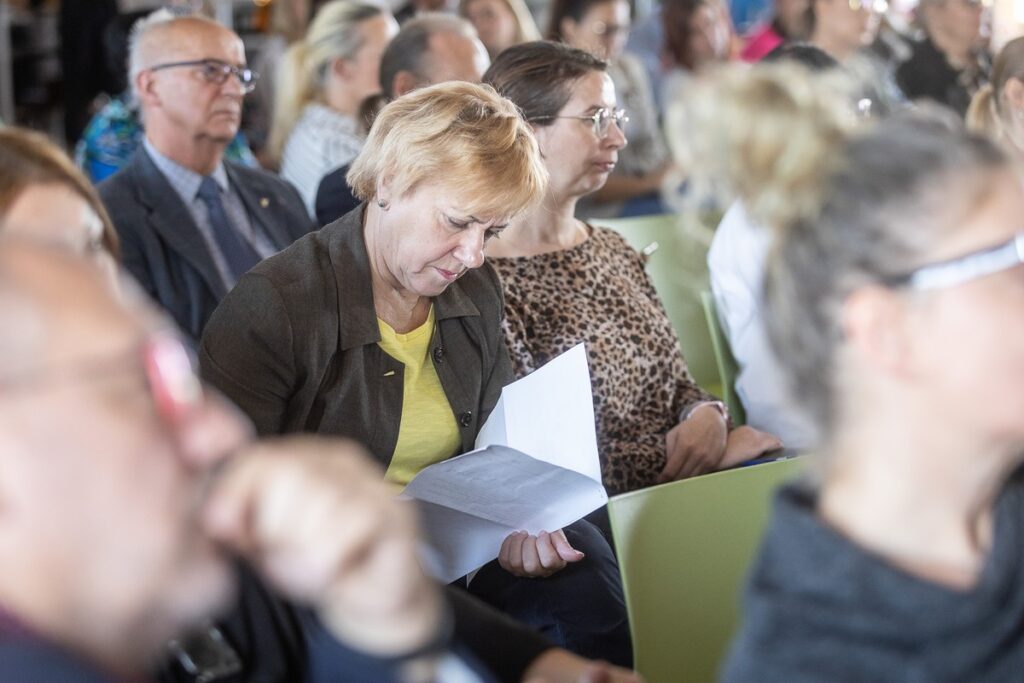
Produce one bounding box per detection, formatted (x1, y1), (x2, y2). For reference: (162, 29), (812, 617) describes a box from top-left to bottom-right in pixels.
(326, 205), (481, 351)
(130, 147), (228, 299)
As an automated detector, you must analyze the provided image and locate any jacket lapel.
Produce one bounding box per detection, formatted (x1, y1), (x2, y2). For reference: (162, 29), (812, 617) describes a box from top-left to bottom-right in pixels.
(132, 150), (228, 300)
(228, 164), (295, 250)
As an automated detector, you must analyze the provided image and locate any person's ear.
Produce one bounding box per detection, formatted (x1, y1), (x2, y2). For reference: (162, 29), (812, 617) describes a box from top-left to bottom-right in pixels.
(375, 174), (395, 206)
(841, 284), (916, 378)
(530, 123), (552, 159)
(1002, 77), (1024, 114)
(332, 56), (352, 81)
(391, 70), (422, 98)
(560, 16), (580, 43)
(135, 69), (161, 108)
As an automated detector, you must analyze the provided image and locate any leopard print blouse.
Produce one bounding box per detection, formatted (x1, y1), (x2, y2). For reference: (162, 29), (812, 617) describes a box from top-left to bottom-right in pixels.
(490, 225), (714, 496)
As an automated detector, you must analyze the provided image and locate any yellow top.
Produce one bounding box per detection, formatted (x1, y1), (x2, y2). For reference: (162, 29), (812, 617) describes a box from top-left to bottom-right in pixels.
(378, 306), (461, 485)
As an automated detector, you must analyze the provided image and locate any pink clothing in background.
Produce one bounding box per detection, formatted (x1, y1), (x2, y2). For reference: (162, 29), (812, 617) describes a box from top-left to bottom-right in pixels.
(740, 23), (783, 62)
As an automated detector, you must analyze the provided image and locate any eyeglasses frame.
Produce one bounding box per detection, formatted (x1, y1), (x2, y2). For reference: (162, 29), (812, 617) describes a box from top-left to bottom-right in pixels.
(147, 59), (259, 93)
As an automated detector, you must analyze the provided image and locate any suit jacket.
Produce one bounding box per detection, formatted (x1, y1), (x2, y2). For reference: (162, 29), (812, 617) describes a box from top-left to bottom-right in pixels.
(99, 148), (314, 342)
(314, 163), (359, 227)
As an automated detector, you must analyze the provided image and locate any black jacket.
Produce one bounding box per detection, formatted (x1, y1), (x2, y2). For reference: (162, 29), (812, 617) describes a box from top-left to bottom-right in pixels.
(99, 148), (314, 342)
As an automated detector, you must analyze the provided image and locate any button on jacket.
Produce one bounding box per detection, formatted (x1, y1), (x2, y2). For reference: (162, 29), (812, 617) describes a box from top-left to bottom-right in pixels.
(199, 204), (513, 466)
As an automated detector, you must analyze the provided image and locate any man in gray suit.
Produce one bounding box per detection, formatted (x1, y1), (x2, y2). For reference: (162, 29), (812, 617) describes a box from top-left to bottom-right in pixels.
(100, 11), (313, 341)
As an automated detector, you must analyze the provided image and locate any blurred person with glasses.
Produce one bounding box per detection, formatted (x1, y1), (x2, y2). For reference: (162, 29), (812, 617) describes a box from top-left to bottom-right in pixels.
(98, 10), (315, 344)
(0, 242), (644, 683)
(483, 42), (781, 507)
(681, 62), (1024, 683)
(896, 0), (992, 116)
(547, 0), (674, 218)
(0, 243), (446, 683)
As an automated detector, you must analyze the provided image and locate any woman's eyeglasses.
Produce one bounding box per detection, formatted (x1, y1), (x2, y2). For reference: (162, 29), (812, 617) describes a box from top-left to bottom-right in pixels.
(148, 59), (259, 93)
(531, 108), (629, 138)
(883, 232), (1024, 291)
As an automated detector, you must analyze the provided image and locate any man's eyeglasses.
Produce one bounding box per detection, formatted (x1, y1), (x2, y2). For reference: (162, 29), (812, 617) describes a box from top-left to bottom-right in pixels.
(883, 232), (1024, 291)
(0, 332), (203, 427)
(148, 59), (259, 93)
(531, 108), (629, 138)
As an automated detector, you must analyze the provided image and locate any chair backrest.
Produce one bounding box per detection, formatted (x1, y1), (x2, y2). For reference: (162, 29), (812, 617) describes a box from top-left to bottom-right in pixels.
(700, 290), (745, 425)
(595, 213), (720, 394)
(609, 458), (806, 683)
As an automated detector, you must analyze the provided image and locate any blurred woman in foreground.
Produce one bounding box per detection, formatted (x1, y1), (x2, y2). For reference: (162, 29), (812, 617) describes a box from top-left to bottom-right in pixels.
(681, 63), (1024, 681)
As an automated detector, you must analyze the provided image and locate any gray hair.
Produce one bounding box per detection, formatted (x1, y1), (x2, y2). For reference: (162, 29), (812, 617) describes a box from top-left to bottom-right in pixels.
(127, 9), (223, 101)
(379, 13), (479, 96)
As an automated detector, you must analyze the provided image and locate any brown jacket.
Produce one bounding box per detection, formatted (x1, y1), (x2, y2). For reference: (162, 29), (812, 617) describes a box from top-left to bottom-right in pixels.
(199, 205), (513, 467)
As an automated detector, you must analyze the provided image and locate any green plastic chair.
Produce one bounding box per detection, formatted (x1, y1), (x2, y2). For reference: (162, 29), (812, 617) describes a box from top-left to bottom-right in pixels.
(609, 457), (806, 683)
(700, 290), (745, 426)
(594, 213), (721, 396)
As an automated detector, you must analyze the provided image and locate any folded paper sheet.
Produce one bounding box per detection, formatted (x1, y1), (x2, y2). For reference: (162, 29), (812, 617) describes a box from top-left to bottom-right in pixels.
(402, 344), (607, 583)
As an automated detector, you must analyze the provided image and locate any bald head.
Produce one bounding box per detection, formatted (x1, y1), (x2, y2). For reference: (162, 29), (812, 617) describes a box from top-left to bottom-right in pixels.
(380, 14), (490, 98)
(129, 12), (241, 95)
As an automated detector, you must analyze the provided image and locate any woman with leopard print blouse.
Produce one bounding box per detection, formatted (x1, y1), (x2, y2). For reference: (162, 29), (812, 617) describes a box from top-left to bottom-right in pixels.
(483, 42), (781, 495)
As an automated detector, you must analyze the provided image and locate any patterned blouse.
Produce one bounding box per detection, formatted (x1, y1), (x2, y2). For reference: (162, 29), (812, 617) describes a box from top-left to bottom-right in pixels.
(490, 225), (715, 495)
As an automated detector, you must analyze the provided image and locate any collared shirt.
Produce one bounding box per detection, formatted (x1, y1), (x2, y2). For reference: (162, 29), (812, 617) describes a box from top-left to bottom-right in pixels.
(142, 138), (276, 290)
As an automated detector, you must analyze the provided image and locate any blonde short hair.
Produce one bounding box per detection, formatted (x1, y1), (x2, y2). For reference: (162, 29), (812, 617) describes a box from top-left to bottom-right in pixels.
(347, 80), (547, 218)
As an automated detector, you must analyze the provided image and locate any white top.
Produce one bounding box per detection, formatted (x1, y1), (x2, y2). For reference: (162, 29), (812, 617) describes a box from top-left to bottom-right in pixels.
(707, 201), (819, 450)
(280, 103), (364, 217)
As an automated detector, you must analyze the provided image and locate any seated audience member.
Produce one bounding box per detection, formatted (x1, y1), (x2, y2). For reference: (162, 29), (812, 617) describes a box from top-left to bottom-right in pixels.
(704, 45), (837, 451)
(685, 63), (1024, 682)
(459, 0), (540, 59)
(1, 128), (119, 279)
(99, 12), (314, 343)
(797, 0), (909, 115)
(483, 42), (780, 499)
(315, 14), (491, 226)
(269, 0), (398, 214)
(967, 37), (1024, 160)
(895, 0), (990, 117)
(548, 0), (672, 217)
(0, 243), (640, 683)
(199, 81), (633, 666)
(804, 0), (879, 62)
(0, 243), (447, 682)
(740, 0), (810, 61)
(75, 10), (258, 184)
(660, 0), (733, 114)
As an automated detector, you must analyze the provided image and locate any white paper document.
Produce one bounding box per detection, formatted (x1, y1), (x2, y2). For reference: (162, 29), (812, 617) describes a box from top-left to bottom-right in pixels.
(402, 344), (608, 583)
